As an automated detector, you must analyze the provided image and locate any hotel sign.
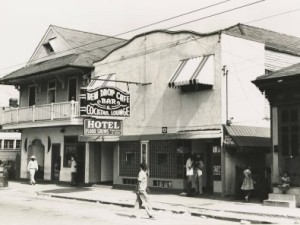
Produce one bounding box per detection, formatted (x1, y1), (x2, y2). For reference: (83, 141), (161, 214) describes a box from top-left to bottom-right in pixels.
(80, 86), (130, 117)
(84, 119), (122, 136)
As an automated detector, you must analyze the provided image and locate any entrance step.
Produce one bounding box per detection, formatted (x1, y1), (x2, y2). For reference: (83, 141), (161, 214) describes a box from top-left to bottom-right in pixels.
(263, 199), (296, 208)
(263, 193), (298, 208)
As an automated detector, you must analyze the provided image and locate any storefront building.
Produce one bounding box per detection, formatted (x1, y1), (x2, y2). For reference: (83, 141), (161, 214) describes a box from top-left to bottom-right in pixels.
(80, 24), (297, 196)
(253, 63), (300, 187)
(1, 24), (300, 198)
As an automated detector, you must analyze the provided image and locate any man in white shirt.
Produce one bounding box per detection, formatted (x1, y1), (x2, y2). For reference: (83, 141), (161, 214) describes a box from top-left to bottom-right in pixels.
(132, 162), (154, 219)
(186, 154), (193, 196)
(27, 155), (38, 185)
(70, 156), (77, 186)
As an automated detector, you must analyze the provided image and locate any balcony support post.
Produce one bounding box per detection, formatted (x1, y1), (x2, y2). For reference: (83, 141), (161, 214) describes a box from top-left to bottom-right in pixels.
(50, 103), (54, 120)
(32, 106), (35, 122)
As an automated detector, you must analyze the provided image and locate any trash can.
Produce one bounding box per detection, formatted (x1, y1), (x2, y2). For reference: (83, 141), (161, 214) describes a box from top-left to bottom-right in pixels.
(0, 166), (8, 187)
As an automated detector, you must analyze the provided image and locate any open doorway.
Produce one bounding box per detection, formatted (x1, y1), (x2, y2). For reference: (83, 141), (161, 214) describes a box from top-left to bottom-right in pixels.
(28, 139), (45, 180)
(51, 144), (61, 181)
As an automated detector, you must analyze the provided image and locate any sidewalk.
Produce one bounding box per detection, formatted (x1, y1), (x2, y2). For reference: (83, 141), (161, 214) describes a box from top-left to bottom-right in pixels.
(2, 181), (300, 224)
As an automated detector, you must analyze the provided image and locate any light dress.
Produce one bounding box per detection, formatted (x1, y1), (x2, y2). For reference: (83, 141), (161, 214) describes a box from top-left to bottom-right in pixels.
(241, 169), (254, 190)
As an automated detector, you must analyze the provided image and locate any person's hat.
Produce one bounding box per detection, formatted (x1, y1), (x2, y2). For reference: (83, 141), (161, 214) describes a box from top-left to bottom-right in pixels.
(30, 155), (36, 159)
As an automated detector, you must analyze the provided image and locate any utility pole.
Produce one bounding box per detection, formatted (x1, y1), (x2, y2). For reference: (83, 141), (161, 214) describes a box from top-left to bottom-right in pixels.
(222, 66), (229, 125)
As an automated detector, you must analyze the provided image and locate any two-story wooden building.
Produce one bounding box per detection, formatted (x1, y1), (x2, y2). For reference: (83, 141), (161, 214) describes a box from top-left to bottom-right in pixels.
(0, 25), (125, 183)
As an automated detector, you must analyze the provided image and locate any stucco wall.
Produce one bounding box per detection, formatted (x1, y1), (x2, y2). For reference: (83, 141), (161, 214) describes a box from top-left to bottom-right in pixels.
(20, 126), (83, 182)
(94, 32), (222, 135)
(220, 34), (267, 127)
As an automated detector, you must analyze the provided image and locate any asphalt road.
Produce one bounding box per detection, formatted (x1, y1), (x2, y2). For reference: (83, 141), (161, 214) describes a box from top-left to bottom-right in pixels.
(0, 189), (238, 225)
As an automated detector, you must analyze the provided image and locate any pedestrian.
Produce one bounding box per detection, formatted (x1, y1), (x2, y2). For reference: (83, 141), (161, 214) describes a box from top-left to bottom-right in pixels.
(132, 162), (154, 219)
(185, 154), (194, 196)
(70, 156), (77, 186)
(278, 172), (290, 194)
(194, 154), (204, 195)
(241, 165), (255, 201)
(27, 155), (38, 185)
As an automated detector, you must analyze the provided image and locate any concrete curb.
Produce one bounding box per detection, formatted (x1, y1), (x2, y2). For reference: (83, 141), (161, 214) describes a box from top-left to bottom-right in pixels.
(36, 192), (299, 224)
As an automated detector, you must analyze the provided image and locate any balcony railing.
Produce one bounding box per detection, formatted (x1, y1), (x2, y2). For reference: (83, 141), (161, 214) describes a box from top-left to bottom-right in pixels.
(2, 101), (80, 125)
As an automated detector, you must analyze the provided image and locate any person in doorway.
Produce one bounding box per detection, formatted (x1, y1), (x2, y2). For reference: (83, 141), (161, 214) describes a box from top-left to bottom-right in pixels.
(194, 154), (204, 195)
(241, 165), (255, 202)
(278, 172), (290, 194)
(132, 162), (154, 219)
(70, 156), (77, 186)
(27, 155), (38, 185)
(186, 154), (194, 196)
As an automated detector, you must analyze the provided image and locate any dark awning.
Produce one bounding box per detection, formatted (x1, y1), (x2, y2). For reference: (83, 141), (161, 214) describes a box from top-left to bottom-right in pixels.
(224, 125), (271, 149)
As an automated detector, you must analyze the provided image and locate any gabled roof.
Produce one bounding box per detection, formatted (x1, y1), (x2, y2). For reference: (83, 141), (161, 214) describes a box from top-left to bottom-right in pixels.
(224, 125), (271, 148)
(0, 25), (126, 83)
(51, 25), (126, 62)
(223, 24), (300, 56)
(254, 62), (300, 82)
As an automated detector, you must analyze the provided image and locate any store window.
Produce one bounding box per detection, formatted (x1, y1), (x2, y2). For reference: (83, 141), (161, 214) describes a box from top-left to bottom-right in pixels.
(63, 136), (83, 167)
(125, 152), (135, 165)
(157, 153), (168, 166)
(119, 141), (140, 177)
(279, 105), (300, 157)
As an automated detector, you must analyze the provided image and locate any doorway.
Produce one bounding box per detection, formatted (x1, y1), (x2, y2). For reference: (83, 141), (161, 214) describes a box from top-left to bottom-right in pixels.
(51, 144), (61, 181)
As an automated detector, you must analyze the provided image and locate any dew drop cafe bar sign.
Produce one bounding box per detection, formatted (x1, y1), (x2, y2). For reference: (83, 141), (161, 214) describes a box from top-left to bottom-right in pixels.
(80, 86), (130, 117)
(84, 119), (122, 135)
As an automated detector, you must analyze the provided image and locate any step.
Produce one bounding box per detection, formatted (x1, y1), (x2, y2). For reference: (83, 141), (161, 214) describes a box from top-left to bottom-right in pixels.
(263, 199), (296, 208)
(268, 193), (296, 201)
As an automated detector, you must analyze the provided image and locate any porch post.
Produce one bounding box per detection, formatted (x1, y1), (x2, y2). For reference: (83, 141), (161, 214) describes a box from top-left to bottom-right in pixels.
(85, 142), (89, 184)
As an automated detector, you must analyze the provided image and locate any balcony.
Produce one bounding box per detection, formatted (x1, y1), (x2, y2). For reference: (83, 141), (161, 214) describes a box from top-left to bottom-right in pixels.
(1, 101), (82, 129)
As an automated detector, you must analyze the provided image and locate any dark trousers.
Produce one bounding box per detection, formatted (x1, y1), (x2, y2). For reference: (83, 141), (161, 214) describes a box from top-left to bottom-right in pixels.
(71, 172), (77, 185)
(187, 175), (193, 195)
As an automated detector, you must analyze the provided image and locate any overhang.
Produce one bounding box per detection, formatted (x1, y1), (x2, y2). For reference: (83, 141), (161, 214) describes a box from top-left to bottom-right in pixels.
(168, 55), (214, 88)
(224, 125), (271, 151)
(0, 54), (94, 84)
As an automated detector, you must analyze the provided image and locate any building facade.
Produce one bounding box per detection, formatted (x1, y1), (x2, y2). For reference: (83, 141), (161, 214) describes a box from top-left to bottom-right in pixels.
(2, 24), (300, 198)
(253, 63), (300, 187)
(0, 25), (125, 183)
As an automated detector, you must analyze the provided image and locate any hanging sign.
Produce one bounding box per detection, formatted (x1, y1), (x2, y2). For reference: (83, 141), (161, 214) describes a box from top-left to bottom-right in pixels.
(84, 119), (122, 136)
(80, 86), (130, 117)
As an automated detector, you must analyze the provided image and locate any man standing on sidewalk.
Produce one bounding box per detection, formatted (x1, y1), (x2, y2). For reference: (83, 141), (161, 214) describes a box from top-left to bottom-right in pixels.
(27, 155), (38, 185)
(132, 162), (154, 219)
(70, 156), (77, 186)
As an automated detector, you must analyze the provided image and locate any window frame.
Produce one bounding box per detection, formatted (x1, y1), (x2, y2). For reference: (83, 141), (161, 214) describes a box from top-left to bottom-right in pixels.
(47, 80), (57, 103)
(68, 77), (78, 101)
(278, 105), (300, 157)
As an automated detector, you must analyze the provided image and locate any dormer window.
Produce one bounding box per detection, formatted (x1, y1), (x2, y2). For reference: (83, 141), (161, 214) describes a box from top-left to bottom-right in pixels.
(43, 42), (54, 54)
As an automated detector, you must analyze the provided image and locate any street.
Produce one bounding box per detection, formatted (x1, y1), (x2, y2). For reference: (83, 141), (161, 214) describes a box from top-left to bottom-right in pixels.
(0, 188), (238, 225)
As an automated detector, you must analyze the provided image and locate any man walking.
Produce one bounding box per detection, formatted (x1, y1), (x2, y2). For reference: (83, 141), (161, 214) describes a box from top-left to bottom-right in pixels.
(132, 162), (154, 219)
(27, 155), (38, 185)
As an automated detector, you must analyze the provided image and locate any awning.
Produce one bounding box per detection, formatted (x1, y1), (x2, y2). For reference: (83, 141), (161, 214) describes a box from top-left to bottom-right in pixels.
(224, 125), (271, 149)
(168, 55), (214, 88)
(87, 73), (116, 90)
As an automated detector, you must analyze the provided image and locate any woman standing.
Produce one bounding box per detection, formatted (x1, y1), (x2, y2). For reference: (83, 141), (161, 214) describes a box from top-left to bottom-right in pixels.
(241, 165), (255, 201)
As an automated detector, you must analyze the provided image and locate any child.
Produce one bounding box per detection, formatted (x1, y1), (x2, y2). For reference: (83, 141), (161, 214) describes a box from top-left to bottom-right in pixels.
(279, 172), (290, 194)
